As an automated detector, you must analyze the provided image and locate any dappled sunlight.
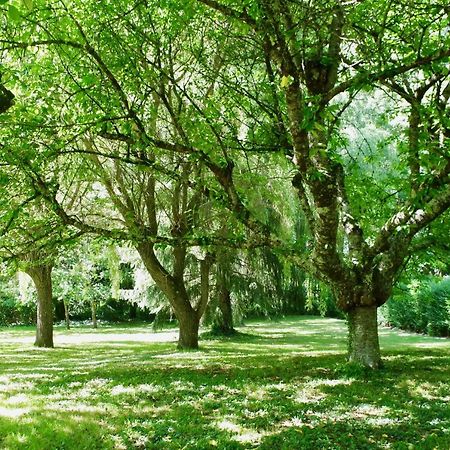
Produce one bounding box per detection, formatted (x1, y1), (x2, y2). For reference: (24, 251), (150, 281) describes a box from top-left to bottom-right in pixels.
(0, 317), (449, 449)
(411, 341), (450, 349)
(216, 417), (269, 445)
(378, 328), (450, 350)
(0, 405), (31, 418)
(293, 378), (353, 405)
(47, 401), (115, 415)
(0, 377), (34, 393)
(54, 330), (178, 345)
(397, 379), (450, 402)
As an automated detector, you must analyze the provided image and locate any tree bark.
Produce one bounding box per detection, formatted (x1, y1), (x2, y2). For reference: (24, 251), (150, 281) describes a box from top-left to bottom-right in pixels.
(216, 269), (234, 334)
(347, 306), (381, 369)
(26, 265), (54, 348)
(177, 311), (200, 349)
(91, 300), (98, 328)
(137, 242), (201, 349)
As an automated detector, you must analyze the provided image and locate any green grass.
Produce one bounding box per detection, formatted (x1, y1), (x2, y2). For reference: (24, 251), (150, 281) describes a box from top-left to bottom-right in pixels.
(0, 316), (449, 449)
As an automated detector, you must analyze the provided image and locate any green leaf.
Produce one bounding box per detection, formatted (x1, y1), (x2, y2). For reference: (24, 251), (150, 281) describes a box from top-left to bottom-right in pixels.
(280, 75), (290, 88)
(23, 0), (33, 11)
(81, 73), (96, 85)
(0, 0), (10, 5)
(8, 4), (21, 21)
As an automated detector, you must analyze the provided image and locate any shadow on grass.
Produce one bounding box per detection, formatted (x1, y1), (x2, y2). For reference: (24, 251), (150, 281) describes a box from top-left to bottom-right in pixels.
(0, 316), (449, 449)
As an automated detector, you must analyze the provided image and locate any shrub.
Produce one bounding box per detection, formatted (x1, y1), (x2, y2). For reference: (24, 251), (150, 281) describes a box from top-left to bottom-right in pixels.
(0, 289), (35, 325)
(419, 278), (450, 337)
(382, 277), (450, 337)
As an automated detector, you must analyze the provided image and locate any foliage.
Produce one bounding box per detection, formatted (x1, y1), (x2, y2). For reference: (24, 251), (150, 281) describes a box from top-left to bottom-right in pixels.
(0, 275), (35, 325)
(0, 0), (449, 363)
(381, 277), (450, 337)
(0, 317), (449, 449)
(304, 276), (345, 319)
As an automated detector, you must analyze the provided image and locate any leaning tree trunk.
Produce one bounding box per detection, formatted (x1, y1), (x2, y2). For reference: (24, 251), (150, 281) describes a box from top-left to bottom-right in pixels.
(347, 305), (381, 369)
(25, 265), (54, 348)
(137, 242), (202, 350)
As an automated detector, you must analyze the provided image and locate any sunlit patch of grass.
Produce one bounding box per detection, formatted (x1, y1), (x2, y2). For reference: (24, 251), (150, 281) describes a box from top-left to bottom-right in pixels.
(0, 316), (449, 449)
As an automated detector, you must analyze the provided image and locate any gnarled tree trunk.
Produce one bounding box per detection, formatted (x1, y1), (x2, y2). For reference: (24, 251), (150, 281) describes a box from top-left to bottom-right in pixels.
(25, 264), (54, 348)
(347, 305), (381, 369)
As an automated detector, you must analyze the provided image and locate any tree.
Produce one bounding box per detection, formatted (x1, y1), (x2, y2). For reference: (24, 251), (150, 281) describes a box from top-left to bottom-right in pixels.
(0, 160), (55, 347)
(1, 0), (264, 349)
(22, 252), (54, 347)
(188, 0), (450, 367)
(1, 0), (449, 366)
(0, 109), (81, 347)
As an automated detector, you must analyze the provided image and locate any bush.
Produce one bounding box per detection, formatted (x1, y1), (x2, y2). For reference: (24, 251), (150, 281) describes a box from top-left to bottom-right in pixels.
(0, 290), (35, 325)
(382, 277), (450, 337)
(420, 278), (450, 337)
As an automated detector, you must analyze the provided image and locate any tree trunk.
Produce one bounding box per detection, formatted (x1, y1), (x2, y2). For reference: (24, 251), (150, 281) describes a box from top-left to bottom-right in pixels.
(211, 260), (235, 334)
(217, 282), (234, 334)
(91, 300), (98, 329)
(177, 311), (200, 349)
(347, 305), (381, 369)
(199, 255), (214, 319)
(63, 300), (70, 330)
(137, 242), (202, 350)
(26, 265), (54, 348)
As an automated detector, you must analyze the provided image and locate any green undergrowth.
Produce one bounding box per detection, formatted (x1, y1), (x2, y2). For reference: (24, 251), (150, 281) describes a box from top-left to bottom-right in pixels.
(0, 316), (449, 449)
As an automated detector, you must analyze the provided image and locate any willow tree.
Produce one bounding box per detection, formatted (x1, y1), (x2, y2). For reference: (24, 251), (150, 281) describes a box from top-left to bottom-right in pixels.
(0, 165), (59, 348)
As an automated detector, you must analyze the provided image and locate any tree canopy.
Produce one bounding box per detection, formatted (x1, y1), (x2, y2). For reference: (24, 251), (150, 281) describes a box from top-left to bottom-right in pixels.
(0, 0), (449, 367)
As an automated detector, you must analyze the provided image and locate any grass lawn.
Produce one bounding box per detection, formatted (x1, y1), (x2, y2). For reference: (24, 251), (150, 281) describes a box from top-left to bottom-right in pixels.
(0, 316), (449, 449)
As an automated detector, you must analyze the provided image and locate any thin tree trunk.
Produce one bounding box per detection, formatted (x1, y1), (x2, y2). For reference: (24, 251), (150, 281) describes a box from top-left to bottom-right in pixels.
(216, 267), (234, 334)
(91, 300), (98, 329)
(63, 300), (70, 330)
(199, 254), (214, 319)
(26, 265), (54, 348)
(347, 305), (381, 369)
